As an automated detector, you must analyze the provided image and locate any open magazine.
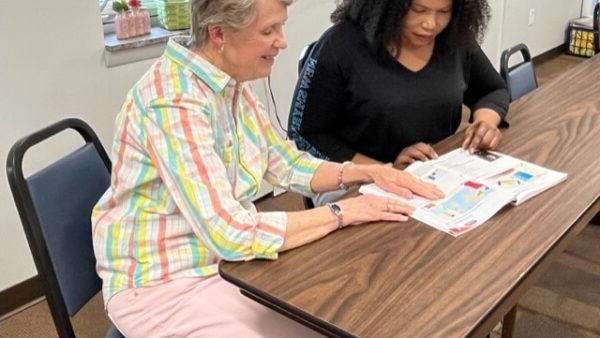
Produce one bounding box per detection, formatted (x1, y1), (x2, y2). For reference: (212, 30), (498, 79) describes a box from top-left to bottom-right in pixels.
(359, 148), (567, 237)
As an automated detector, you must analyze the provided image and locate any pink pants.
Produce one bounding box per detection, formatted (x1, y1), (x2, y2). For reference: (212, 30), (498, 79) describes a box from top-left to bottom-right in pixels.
(107, 276), (325, 337)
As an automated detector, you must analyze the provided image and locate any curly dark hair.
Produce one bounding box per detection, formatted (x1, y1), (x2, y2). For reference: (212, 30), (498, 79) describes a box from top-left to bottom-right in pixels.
(331, 0), (490, 58)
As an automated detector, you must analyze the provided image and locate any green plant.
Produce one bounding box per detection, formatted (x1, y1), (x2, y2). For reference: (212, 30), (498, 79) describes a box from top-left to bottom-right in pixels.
(112, 0), (130, 12)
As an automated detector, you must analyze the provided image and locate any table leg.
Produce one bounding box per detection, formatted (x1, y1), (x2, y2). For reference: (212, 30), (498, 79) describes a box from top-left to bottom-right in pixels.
(501, 306), (517, 338)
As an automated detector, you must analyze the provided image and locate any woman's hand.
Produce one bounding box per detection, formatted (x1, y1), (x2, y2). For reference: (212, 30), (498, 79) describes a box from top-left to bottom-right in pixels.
(338, 195), (415, 225)
(393, 142), (438, 168)
(463, 109), (503, 153)
(462, 120), (502, 152)
(366, 165), (444, 200)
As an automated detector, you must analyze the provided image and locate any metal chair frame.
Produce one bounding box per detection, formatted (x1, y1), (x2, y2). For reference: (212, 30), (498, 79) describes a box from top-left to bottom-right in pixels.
(6, 118), (120, 338)
(500, 43), (538, 102)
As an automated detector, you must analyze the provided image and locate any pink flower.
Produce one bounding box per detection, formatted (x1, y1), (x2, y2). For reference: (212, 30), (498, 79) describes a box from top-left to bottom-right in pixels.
(128, 0), (141, 8)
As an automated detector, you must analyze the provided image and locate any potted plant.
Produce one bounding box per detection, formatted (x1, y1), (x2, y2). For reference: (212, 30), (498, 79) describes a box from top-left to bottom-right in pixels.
(113, 0), (150, 39)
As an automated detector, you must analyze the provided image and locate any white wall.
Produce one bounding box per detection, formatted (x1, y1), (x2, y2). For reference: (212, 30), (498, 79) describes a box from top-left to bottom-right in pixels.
(0, 0), (156, 291)
(0, 0), (335, 292)
(501, 0), (581, 56)
(481, 0), (506, 69)
(492, 0), (582, 67)
(582, 0), (598, 17)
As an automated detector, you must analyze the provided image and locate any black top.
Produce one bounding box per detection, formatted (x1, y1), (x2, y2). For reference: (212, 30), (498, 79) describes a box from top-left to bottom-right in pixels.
(288, 21), (509, 163)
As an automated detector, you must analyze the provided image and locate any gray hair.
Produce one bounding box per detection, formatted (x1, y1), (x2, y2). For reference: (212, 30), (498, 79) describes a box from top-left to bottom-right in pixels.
(190, 0), (293, 48)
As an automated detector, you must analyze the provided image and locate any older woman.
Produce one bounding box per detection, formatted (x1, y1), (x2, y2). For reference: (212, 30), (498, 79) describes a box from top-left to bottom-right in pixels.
(289, 0), (509, 205)
(92, 0), (443, 336)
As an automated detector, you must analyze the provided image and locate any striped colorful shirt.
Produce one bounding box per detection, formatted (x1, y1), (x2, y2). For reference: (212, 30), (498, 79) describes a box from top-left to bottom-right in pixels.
(92, 38), (324, 304)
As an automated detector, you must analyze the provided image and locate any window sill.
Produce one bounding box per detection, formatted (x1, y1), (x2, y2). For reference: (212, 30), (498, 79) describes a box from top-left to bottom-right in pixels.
(104, 27), (189, 68)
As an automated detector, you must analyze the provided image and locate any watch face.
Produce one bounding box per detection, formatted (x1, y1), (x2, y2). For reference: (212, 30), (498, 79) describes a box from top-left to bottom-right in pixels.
(330, 203), (342, 214)
(328, 202), (344, 229)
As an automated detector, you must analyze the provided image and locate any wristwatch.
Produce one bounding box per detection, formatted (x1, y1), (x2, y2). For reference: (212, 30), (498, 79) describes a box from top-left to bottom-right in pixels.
(327, 202), (344, 229)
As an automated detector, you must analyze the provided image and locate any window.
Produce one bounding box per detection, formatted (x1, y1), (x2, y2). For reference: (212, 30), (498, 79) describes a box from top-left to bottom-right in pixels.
(101, 0), (190, 67)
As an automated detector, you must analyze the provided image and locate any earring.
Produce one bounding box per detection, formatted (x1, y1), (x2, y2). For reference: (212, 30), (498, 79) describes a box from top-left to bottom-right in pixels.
(218, 44), (224, 54)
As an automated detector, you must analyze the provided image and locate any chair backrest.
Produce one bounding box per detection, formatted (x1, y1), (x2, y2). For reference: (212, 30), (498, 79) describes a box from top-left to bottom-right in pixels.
(296, 41), (318, 210)
(6, 118), (112, 338)
(293, 31), (337, 210)
(298, 41), (317, 75)
(500, 43), (538, 102)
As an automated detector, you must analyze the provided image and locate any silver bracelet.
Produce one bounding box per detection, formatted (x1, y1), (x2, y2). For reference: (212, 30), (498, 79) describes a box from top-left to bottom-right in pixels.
(337, 161), (352, 190)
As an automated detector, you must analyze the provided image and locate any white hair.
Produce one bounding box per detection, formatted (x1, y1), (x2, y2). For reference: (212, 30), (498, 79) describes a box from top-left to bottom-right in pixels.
(190, 0), (294, 48)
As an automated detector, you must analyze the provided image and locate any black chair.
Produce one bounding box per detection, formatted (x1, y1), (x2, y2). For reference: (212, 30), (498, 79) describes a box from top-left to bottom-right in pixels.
(6, 118), (124, 338)
(297, 41), (317, 75)
(297, 41), (317, 209)
(500, 43), (538, 102)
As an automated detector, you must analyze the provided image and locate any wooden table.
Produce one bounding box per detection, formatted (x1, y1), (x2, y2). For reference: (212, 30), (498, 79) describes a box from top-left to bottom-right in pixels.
(220, 55), (600, 337)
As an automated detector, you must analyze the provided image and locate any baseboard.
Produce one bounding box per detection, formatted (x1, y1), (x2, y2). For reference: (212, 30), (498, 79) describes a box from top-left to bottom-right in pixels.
(532, 45), (565, 65)
(0, 275), (44, 319)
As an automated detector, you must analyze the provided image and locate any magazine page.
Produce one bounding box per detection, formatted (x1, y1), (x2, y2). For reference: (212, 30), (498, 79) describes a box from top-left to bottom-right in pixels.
(434, 148), (567, 205)
(359, 153), (514, 236)
(472, 152), (568, 205)
(359, 181), (513, 237)
(432, 148), (506, 179)
(359, 148), (567, 236)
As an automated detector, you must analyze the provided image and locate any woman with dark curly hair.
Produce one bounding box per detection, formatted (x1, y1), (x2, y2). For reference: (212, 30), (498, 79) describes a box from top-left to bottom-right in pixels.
(288, 0), (509, 205)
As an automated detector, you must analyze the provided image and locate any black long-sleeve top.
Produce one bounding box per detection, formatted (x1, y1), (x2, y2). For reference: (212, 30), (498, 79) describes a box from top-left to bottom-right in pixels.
(288, 21), (509, 163)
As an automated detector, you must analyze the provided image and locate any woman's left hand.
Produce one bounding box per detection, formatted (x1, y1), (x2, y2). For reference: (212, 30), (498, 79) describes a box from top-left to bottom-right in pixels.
(462, 120), (502, 153)
(367, 165), (444, 200)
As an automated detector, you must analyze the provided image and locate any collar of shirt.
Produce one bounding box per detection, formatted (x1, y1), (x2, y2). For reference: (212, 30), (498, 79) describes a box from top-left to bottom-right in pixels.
(165, 37), (236, 94)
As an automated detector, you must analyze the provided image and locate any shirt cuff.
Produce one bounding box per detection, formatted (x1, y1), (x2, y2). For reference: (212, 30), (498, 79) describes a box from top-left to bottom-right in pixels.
(250, 211), (288, 260)
(290, 155), (325, 198)
(472, 102), (509, 127)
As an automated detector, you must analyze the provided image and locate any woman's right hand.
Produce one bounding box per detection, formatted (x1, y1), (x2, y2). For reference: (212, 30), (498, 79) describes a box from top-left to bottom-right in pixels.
(337, 195), (415, 226)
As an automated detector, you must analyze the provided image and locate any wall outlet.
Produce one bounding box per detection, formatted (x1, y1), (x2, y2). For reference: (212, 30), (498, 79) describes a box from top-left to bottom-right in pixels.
(528, 8), (535, 26)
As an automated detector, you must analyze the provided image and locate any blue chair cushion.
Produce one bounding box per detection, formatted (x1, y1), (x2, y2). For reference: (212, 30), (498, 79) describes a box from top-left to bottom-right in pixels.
(105, 323), (126, 338)
(26, 143), (110, 316)
(508, 62), (537, 101)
